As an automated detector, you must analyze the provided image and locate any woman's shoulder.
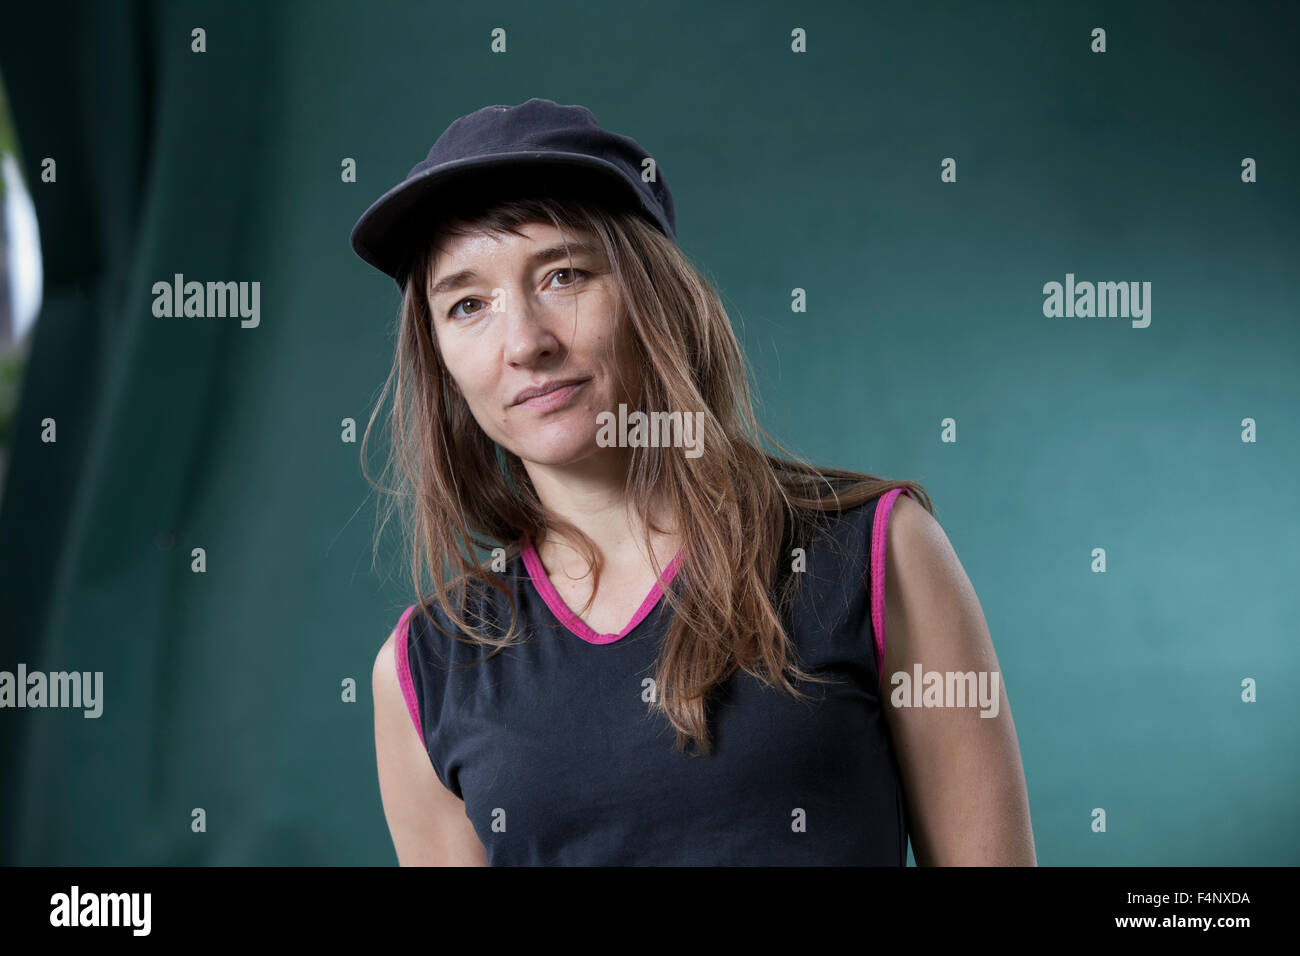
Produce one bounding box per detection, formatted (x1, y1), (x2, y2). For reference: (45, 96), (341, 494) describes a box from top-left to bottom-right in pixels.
(798, 485), (904, 542)
(392, 548), (530, 653)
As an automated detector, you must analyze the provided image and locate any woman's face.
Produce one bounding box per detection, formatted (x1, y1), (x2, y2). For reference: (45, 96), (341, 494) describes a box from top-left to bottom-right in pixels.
(426, 221), (639, 469)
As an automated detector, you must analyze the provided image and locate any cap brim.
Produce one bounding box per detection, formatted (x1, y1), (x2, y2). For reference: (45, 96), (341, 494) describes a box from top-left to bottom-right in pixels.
(348, 151), (661, 289)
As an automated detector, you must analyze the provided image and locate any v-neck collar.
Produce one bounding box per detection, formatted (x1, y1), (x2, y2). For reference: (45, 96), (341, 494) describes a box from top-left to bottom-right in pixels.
(519, 537), (683, 645)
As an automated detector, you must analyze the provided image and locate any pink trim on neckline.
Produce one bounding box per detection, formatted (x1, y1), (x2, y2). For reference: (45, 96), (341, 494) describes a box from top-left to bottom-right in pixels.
(520, 538), (683, 645)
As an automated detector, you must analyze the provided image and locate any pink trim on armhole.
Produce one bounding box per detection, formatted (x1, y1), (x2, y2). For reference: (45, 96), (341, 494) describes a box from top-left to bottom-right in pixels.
(871, 488), (912, 693)
(394, 603), (425, 743)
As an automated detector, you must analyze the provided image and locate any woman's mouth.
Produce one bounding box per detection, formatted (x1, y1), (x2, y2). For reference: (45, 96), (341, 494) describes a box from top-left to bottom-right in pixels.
(513, 378), (590, 411)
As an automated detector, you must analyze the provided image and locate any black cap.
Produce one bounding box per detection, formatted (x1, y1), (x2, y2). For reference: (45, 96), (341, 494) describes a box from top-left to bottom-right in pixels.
(349, 97), (677, 291)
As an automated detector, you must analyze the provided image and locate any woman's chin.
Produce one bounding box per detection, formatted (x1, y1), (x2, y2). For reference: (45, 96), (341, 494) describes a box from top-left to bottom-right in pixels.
(514, 435), (619, 469)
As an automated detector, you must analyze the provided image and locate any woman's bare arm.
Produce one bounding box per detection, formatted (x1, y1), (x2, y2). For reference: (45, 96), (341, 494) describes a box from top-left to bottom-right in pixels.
(372, 629), (488, 866)
(879, 494), (1037, 865)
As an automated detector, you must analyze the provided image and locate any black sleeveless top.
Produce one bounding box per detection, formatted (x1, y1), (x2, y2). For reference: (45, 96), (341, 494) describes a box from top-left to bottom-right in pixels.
(393, 488), (912, 865)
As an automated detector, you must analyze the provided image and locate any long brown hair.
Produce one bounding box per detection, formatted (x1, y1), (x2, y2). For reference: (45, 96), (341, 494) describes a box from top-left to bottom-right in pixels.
(362, 193), (933, 754)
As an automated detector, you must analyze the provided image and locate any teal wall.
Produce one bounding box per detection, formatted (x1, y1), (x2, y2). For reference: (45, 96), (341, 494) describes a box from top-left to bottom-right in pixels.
(0, 0), (1296, 864)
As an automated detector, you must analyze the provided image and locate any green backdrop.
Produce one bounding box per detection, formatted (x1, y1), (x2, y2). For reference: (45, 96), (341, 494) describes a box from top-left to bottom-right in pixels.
(0, 0), (1296, 865)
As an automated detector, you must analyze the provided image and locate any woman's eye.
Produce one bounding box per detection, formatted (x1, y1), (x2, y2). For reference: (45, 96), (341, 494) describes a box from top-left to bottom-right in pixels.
(552, 268), (587, 287)
(447, 270), (586, 319)
(448, 298), (482, 319)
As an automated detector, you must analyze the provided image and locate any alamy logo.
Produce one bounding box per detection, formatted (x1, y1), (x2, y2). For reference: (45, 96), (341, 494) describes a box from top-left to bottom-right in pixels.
(50, 885), (150, 935)
(596, 404), (705, 459)
(1042, 272), (1151, 328)
(0, 664), (103, 717)
(152, 273), (261, 328)
(889, 665), (1001, 718)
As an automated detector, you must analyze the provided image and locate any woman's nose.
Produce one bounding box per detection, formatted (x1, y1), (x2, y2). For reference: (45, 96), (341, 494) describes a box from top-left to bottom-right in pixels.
(503, 292), (563, 365)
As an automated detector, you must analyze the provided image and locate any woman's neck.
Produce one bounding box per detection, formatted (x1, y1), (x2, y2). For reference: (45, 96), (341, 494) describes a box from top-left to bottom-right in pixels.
(524, 452), (681, 576)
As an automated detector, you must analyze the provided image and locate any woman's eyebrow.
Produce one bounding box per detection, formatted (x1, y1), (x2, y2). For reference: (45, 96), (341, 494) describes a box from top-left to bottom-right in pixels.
(429, 241), (601, 298)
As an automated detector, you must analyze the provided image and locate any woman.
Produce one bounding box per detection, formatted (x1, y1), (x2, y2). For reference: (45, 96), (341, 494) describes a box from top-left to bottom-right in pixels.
(354, 99), (1035, 866)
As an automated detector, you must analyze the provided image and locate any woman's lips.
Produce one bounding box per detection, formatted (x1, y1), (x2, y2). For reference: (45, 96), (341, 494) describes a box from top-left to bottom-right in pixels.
(516, 379), (587, 411)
